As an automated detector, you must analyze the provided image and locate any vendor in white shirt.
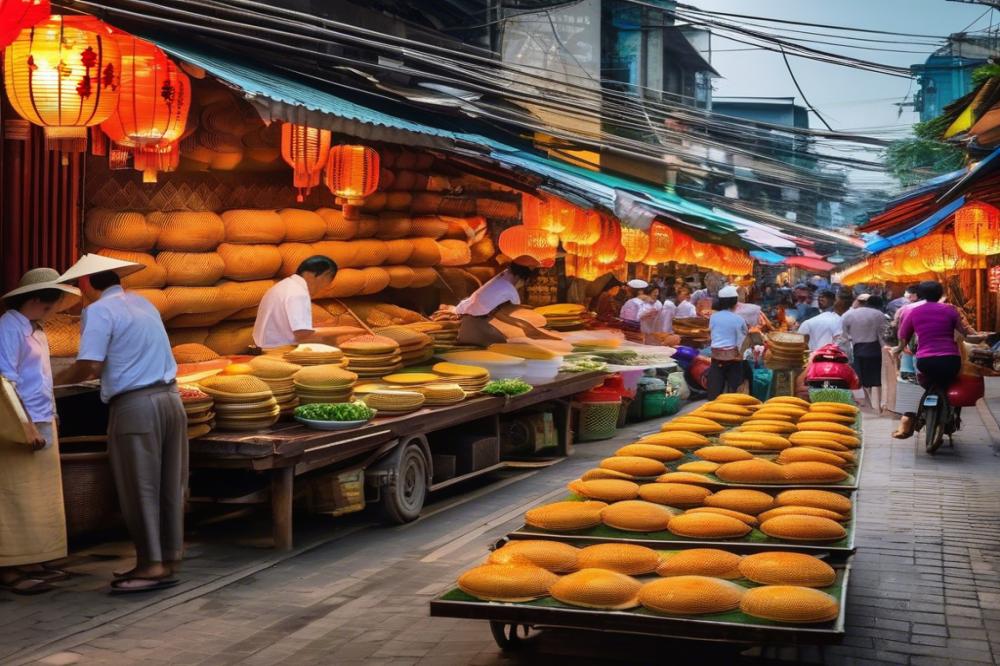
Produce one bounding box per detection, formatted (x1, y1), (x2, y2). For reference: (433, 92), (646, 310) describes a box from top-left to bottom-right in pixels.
(253, 256), (357, 349)
(674, 285), (697, 319)
(455, 256), (557, 345)
(618, 279), (649, 322)
(796, 289), (843, 353)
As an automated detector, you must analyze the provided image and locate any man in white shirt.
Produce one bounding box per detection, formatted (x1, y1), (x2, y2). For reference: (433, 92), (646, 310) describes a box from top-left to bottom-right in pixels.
(455, 259), (557, 344)
(253, 256), (345, 349)
(674, 285), (697, 319)
(618, 279), (648, 321)
(797, 289), (842, 353)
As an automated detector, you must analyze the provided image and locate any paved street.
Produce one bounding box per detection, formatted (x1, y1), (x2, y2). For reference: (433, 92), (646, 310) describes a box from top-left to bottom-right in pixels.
(3, 386), (1000, 666)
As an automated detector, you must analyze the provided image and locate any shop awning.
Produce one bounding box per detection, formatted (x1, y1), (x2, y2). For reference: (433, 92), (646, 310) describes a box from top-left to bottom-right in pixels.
(784, 256), (835, 272)
(865, 196), (967, 253)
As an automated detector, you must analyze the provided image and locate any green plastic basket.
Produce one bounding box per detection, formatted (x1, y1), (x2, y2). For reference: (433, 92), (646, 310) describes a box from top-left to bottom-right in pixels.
(577, 400), (621, 442)
(661, 394), (681, 416)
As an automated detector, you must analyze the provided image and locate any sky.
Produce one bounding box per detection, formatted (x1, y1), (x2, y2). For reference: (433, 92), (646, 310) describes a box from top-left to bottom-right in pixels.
(689, 0), (994, 190)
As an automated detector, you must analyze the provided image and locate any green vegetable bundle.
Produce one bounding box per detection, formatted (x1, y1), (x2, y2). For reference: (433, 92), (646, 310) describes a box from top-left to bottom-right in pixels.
(295, 401), (375, 422)
(481, 379), (533, 396)
(808, 388), (856, 406)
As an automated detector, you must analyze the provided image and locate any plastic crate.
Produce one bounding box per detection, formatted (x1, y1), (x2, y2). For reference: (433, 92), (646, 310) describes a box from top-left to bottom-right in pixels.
(661, 394), (681, 416)
(577, 399), (621, 442)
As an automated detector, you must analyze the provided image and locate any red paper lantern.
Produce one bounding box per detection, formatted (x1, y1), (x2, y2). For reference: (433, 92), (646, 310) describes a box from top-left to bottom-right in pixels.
(0, 0), (49, 49)
(954, 201), (1000, 256)
(281, 122), (331, 202)
(540, 197), (575, 235)
(101, 37), (190, 183)
(593, 216), (622, 263)
(4, 15), (121, 152)
(621, 227), (650, 263)
(561, 209), (601, 245)
(326, 144), (380, 204)
(920, 232), (960, 272)
(642, 223), (673, 265)
(498, 225), (557, 267)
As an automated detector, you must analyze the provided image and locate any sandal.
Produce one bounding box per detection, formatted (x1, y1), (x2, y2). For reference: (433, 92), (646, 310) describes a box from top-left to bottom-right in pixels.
(18, 565), (72, 582)
(0, 575), (54, 595)
(109, 576), (179, 595)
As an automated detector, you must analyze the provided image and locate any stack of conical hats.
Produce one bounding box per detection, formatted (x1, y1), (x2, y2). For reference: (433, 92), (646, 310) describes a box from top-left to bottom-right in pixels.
(416, 382), (467, 406)
(375, 326), (434, 366)
(767, 332), (808, 369)
(293, 365), (358, 405)
(427, 320), (460, 351)
(340, 335), (402, 378)
(248, 356), (302, 416)
(283, 343), (347, 367)
(198, 374), (279, 431)
(432, 362), (490, 394)
(180, 384), (215, 439)
(363, 389), (426, 415)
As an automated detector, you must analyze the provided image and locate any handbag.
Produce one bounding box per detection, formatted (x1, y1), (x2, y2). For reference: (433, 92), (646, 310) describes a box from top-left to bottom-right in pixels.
(0, 376), (32, 446)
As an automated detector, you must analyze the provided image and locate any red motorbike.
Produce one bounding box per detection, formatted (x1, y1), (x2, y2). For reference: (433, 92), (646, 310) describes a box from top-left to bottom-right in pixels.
(916, 373), (984, 454)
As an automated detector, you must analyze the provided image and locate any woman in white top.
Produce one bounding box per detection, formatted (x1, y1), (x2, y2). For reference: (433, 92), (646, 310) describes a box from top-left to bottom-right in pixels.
(0, 268), (80, 595)
(636, 286), (663, 344)
(455, 257), (557, 345)
(674, 285), (697, 319)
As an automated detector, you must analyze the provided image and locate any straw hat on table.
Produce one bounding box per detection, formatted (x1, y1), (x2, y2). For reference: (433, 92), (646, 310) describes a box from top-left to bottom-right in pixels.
(3, 268), (81, 312)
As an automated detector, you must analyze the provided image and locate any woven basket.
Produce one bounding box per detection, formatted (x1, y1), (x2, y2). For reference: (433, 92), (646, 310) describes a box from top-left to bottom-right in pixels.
(466, 266), (495, 285)
(157, 252), (226, 286)
(210, 148), (244, 171)
(60, 441), (120, 538)
(172, 343), (220, 363)
(319, 269), (366, 298)
(469, 237), (495, 263)
(149, 211), (225, 252)
(279, 208), (326, 243)
(130, 289), (171, 319)
(277, 243), (317, 278)
(204, 322), (255, 356)
(391, 170), (417, 191)
(354, 215), (379, 239)
(361, 192), (387, 213)
(384, 192), (413, 211)
(198, 129), (243, 153)
(385, 265), (415, 289)
(169, 310), (237, 328)
(383, 239), (415, 265)
(352, 239), (388, 266)
(85, 209), (158, 251)
(200, 101), (247, 135)
(312, 240), (357, 268)
(476, 198), (519, 218)
(410, 267), (439, 288)
(408, 238), (442, 267)
(438, 239), (472, 266)
(217, 243), (282, 281)
(222, 209), (286, 244)
(167, 327), (210, 346)
(409, 216), (449, 239)
(217, 279), (274, 311)
(163, 286), (223, 317)
(376, 213), (412, 239)
(227, 306), (258, 321)
(359, 267), (390, 295)
(97, 249), (166, 289)
(43, 314), (81, 357)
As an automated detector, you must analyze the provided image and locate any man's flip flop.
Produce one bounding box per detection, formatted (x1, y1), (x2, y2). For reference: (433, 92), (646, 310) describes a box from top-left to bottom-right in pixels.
(109, 577), (179, 595)
(0, 576), (54, 595)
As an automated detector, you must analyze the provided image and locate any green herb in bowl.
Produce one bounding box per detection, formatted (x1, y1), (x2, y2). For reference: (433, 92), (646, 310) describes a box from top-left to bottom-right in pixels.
(294, 401), (375, 422)
(481, 379), (533, 396)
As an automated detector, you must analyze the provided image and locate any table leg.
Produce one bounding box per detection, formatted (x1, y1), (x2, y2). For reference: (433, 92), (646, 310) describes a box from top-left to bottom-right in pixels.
(271, 466), (294, 550)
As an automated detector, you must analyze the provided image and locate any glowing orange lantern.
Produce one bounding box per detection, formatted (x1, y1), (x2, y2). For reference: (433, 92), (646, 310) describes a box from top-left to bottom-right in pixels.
(593, 217), (622, 263)
(954, 201), (1000, 256)
(899, 243), (924, 276)
(281, 122), (331, 202)
(100, 37), (189, 183)
(498, 225), (557, 267)
(4, 15), (121, 152)
(642, 223), (672, 265)
(620, 227), (650, 263)
(920, 232), (960, 272)
(326, 144), (380, 204)
(540, 197), (574, 235)
(1, 0), (49, 49)
(561, 209), (601, 245)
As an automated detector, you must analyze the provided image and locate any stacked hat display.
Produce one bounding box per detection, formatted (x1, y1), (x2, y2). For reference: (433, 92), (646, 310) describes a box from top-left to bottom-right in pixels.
(439, 350), (525, 380)
(673, 317), (711, 347)
(198, 374), (279, 431)
(283, 343), (347, 367)
(427, 321), (460, 351)
(293, 365), (359, 405)
(180, 384), (215, 439)
(767, 332), (808, 369)
(363, 389), (426, 415)
(382, 372), (441, 387)
(340, 335), (403, 378)
(375, 326), (435, 366)
(416, 383), (467, 406)
(534, 303), (588, 330)
(432, 362), (490, 394)
(248, 356), (302, 416)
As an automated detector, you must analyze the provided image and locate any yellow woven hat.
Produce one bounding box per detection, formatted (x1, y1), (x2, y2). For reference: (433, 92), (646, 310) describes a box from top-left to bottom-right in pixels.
(150, 211), (225, 252)
(248, 355), (302, 379)
(84, 209), (158, 252)
(580, 468), (634, 481)
(316, 207), (358, 240)
(677, 461), (721, 474)
(363, 390), (426, 412)
(550, 569), (642, 611)
(685, 507), (758, 526)
(780, 462), (849, 484)
(341, 335), (400, 355)
(278, 208), (326, 243)
(655, 471), (714, 485)
(43, 314), (81, 357)
(574, 543), (660, 575)
(487, 540), (579, 572)
(614, 444), (684, 462)
(703, 489), (775, 515)
(96, 249), (166, 289)
(638, 576), (746, 615)
(199, 374), (273, 400)
(172, 343), (220, 364)
(715, 459), (786, 484)
(759, 515), (847, 541)
(221, 209), (286, 244)
(156, 251), (225, 287)
(567, 479), (640, 502)
(655, 548), (744, 579)
(383, 239), (415, 265)
(666, 512), (752, 539)
(599, 456), (667, 478)
(524, 500), (607, 531)
(636, 431), (709, 448)
(432, 362), (488, 378)
(293, 364), (358, 388)
(638, 483), (712, 507)
(758, 506), (846, 523)
(457, 563), (559, 603)
(740, 586), (839, 623)
(774, 490), (852, 515)
(600, 500), (676, 532)
(737, 552), (836, 588)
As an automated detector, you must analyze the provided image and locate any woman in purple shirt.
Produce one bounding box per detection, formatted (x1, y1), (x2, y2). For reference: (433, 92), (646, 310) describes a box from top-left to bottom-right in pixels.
(890, 281), (978, 438)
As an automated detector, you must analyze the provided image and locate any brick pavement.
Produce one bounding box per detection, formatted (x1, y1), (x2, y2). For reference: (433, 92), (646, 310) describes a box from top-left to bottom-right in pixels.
(4, 386), (1000, 665)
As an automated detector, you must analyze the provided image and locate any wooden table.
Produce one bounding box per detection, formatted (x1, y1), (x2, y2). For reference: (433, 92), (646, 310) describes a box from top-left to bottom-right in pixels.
(189, 371), (606, 549)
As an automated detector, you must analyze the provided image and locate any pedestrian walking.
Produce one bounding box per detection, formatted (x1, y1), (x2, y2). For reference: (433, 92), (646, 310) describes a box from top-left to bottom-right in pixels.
(841, 295), (888, 412)
(56, 255), (187, 594)
(707, 286), (749, 399)
(797, 290), (842, 353)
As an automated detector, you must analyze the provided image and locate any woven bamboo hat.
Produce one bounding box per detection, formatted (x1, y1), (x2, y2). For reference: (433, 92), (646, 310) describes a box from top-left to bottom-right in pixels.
(3, 268), (81, 312)
(57, 253), (146, 283)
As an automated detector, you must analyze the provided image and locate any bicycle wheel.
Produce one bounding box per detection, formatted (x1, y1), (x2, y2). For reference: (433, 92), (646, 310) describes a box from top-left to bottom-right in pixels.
(925, 403), (945, 454)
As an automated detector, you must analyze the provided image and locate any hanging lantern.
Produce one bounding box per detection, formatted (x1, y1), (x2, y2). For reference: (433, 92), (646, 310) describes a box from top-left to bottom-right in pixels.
(281, 123), (331, 202)
(900, 243), (924, 276)
(620, 227), (650, 263)
(920, 232), (960, 272)
(561, 208), (601, 245)
(877, 248), (904, 278)
(498, 225), (557, 267)
(326, 144), (380, 204)
(597, 244), (626, 270)
(539, 197), (575, 235)
(4, 15), (121, 153)
(642, 222), (673, 265)
(100, 37), (190, 183)
(593, 216), (622, 263)
(953, 201), (1000, 256)
(522, 193), (543, 228)
(0, 0), (49, 49)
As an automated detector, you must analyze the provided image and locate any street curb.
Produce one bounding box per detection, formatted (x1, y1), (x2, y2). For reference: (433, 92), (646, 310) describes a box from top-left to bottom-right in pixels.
(975, 398), (1000, 456)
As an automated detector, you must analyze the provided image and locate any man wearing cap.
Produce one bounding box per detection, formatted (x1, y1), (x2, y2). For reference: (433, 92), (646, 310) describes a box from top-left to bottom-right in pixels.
(55, 254), (186, 594)
(707, 285), (749, 399)
(618, 279), (649, 322)
(0, 268), (80, 594)
(797, 289), (843, 353)
(455, 256), (558, 344)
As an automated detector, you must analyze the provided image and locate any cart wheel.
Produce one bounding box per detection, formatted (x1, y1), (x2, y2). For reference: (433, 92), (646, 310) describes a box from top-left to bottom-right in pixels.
(381, 442), (427, 524)
(489, 621), (531, 651)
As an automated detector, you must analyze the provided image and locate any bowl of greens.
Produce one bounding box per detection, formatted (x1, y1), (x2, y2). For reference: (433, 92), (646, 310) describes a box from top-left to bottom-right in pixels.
(294, 401), (377, 430)
(481, 378), (533, 397)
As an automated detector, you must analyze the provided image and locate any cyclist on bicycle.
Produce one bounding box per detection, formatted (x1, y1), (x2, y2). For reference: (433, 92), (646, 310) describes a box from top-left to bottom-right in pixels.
(889, 280), (978, 439)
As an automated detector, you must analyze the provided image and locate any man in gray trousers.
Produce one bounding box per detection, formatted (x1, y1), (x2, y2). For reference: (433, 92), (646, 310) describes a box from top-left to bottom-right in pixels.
(57, 254), (187, 594)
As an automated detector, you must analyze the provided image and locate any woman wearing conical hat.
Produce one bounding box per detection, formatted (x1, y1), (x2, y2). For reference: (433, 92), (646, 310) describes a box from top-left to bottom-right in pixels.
(0, 268), (80, 594)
